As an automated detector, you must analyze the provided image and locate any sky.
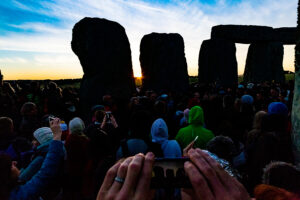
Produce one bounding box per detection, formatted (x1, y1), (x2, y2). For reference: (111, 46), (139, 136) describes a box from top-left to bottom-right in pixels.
(0, 0), (297, 80)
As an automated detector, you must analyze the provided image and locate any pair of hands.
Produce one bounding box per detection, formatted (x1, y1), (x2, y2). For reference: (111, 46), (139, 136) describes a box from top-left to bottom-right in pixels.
(98, 148), (250, 200)
(101, 114), (118, 129)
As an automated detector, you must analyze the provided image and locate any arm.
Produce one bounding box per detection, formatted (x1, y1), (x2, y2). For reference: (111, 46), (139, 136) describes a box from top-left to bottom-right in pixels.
(10, 140), (64, 200)
(10, 118), (64, 200)
(19, 156), (44, 182)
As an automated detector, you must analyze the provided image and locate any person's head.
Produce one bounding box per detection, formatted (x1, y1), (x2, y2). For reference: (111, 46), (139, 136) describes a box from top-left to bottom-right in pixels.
(241, 95), (254, 105)
(193, 92), (200, 99)
(0, 154), (19, 200)
(153, 100), (167, 118)
(188, 106), (204, 125)
(262, 162), (300, 195)
(151, 118), (168, 144)
(0, 117), (14, 138)
(253, 111), (268, 130)
(223, 95), (234, 109)
(33, 127), (53, 146)
(95, 110), (105, 122)
(130, 110), (152, 140)
(20, 102), (37, 117)
(130, 97), (139, 105)
(48, 81), (58, 91)
(268, 102), (288, 117)
(69, 117), (85, 135)
(207, 136), (235, 162)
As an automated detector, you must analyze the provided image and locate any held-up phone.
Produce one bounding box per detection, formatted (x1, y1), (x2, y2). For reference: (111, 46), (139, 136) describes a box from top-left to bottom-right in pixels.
(48, 116), (56, 122)
(150, 157), (192, 188)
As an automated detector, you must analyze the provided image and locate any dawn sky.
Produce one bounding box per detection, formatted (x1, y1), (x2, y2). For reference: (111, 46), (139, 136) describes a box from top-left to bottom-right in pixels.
(0, 0), (297, 80)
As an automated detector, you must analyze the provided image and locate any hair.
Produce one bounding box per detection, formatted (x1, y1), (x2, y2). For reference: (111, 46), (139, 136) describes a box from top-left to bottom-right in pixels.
(20, 102), (37, 116)
(0, 117), (13, 138)
(206, 136), (235, 162)
(0, 154), (17, 200)
(263, 162), (300, 195)
(253, 111), (268, 130)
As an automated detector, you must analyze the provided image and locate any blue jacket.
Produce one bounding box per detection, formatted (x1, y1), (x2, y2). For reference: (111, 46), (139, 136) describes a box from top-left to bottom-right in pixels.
(10, 140), (64, 200)
(19, 142), (50, 182)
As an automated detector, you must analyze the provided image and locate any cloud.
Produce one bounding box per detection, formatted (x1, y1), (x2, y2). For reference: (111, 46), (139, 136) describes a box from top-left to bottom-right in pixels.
(0, 0), (297, 78)
(0, 57), (28, 63)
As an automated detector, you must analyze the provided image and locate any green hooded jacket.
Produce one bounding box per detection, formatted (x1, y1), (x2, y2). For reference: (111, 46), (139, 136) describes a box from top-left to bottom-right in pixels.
(175, 106), (214, 149)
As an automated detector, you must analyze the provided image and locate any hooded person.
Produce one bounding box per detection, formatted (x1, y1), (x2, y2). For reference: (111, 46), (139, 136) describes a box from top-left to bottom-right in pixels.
(176, 106), (214, 149)
(151, 118), (181, 158)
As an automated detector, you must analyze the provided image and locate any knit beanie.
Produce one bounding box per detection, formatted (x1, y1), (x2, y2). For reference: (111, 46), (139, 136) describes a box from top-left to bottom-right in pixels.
(33, 127), (53, 144)
(69, 117), (85, 135)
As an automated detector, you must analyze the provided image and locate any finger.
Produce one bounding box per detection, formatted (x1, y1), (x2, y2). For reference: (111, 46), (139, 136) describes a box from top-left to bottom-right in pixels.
(119, 153), (144, 197)
(110, 157), (133, 193)
(135, 152), (155, 198)
(184, 161), (214, 200)
(188, 149), (225, 195)
(99, 162), (121, 192)
(195, 149), (234, 188)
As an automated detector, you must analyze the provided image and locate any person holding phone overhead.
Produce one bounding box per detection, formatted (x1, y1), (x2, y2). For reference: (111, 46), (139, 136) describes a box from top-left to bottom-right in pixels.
(0, 118), (64, 200)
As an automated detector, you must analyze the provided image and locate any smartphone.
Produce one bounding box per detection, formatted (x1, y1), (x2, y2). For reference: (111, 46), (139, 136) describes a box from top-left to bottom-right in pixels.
(150, 157), (192, 188)
(48, 116), (56, 122)
(106, 111), (111, 118)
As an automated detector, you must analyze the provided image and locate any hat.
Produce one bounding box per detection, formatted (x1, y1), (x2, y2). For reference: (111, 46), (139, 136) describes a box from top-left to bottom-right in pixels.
(241, 95), (254, 105)
(268, 102), (288, 117)
(69, 117), (85, 134)
(238, 84), (244, 89)
(91, 105), (104, 112)
(33, 127), (53, 144)
(247, 83), (254, 89)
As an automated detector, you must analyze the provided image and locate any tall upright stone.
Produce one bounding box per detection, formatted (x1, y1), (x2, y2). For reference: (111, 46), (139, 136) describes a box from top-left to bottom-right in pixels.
(198, 39), (237, 87)
(140, 33), (189, 93)
(71, 17), (135, 117)
(244, 42), (285, 83)
(292, 0), (300, 165)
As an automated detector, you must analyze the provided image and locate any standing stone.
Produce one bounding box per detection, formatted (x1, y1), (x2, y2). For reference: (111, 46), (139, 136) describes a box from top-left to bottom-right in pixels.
(292, 0), (300, 165)
(71, 17), (135, 117)
(244, 42), (285, 83)
(198, 39), (237, 87)
(139, 33), (189, 93)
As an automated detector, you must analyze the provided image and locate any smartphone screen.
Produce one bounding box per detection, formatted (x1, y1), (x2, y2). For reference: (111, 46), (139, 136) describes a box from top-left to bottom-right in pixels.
(150, 157), (192, 188)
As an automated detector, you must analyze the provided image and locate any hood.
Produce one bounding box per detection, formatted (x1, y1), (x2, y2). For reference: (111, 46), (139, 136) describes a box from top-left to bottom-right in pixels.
(188, 106), (204, 125)
(151, 118), (168, 144)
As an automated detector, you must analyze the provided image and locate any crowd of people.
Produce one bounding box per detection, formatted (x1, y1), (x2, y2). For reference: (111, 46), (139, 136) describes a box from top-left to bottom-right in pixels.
(0, 76), (299, 200)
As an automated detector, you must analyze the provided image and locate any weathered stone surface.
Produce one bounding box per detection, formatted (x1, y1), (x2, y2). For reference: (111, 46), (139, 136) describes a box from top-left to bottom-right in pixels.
(140, 33), (189, 93)
(274, 27), (297, 45)
(71, 17), (135, 116)
(198, 39), (238, 87)
(291, 0), (300, 165)
(211, 25), (296, 44)
(244, 42), (285, 83)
